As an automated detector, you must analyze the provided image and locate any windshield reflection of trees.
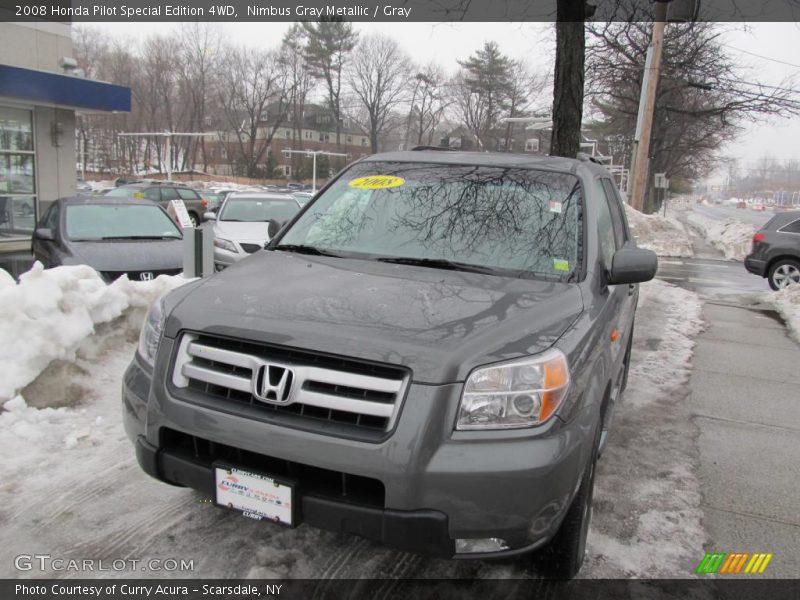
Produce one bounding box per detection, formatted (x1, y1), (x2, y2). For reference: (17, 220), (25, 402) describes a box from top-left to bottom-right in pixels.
(308, 166), (581, 278)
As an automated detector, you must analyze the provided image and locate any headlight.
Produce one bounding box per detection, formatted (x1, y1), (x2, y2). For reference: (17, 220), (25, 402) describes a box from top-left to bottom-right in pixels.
(137, 296), (166, 367)
(213, 237), (238, 253)
(456, 349), (570, 430)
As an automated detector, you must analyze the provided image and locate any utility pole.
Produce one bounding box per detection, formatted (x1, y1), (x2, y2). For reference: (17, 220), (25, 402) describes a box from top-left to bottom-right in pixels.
(628, 0), (669, 211)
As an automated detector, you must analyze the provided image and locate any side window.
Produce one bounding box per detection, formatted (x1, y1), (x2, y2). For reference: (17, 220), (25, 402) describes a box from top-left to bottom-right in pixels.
(176, 188), (200, 201)
(160, 187), (180, 202)
(595, 181), (616, 269)
(780, 219), (800, 233)
(601, 179), (628, 248)
(144, 187), (162, 202)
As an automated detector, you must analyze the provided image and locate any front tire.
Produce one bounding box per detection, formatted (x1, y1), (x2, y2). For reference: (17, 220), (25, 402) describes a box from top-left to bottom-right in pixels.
(532, 426), (600, 579)
(768, 258), (800, 290)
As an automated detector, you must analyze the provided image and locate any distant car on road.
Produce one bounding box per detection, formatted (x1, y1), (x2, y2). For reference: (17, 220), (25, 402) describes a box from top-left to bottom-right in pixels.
(205, 192), (301, 268)
(736, 200), (748, 209)
(745, 210), (800, 290)
(104, 183), (208, 226)
(31, 196), (183, 283)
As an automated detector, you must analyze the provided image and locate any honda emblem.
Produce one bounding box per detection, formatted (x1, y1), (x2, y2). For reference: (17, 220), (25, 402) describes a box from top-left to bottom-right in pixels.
(139, 272), (154, 282)
(252, 363), (295, 404)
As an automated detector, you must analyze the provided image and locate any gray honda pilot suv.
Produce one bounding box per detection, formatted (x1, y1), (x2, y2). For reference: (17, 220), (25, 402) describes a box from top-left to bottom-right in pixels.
(123, 150), (657, 578)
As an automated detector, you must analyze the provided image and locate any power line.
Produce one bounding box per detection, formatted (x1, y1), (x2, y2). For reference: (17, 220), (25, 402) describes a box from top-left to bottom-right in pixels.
(721, 44), (800, 70)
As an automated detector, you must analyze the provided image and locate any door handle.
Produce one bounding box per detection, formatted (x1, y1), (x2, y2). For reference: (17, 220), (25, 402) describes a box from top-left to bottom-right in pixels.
(628, 284), (635, 296)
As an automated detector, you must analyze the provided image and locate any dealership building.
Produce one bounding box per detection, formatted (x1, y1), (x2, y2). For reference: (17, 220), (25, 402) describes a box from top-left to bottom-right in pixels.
(0, 18), (130, 263)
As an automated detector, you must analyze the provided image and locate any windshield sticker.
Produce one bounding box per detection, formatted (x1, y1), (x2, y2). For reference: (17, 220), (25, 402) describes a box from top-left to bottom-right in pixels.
(349, 175), (406, 190)
(548, 200), (562, 214)
(553, 259), (570, 272)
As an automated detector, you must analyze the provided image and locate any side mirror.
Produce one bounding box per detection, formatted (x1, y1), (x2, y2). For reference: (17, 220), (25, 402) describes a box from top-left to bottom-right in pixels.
(34, 227), (55, 241)
(266, 218), (282, 239)
(203, 212), (216, 221)
(608, 247), (658, 285)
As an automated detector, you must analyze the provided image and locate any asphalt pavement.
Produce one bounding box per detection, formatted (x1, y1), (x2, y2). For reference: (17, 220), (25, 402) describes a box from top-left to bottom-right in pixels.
(657, 257), (767, 297)
(655, 226), (799, 577)
(692, 203), (774, 228)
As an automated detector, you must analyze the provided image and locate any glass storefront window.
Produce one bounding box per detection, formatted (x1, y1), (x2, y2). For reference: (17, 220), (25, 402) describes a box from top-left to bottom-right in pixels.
(0, 154), (35, 194)
(0, 106), (36, 238)
(0, 106), (34, 152)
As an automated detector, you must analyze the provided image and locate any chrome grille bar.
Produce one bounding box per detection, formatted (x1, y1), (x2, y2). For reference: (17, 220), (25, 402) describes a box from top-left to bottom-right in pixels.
(172, 335), (408, 432)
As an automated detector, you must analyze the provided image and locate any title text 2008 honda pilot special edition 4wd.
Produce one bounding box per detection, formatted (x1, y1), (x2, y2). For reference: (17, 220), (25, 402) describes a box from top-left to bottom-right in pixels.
(123, 151), (657, 578)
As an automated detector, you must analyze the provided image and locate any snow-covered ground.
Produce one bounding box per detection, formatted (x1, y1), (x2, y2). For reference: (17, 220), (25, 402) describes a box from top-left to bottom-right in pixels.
(683, 210), (756, 261)
(768, 285), (800, 344)
(624, 205), (694, 258)
(0, 266), (706, 579)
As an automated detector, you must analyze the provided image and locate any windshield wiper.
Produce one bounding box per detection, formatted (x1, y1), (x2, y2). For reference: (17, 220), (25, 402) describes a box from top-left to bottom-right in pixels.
(275, 244), (341, 257)
(99, 236), (179, 240)
(374, 256), (502, 275)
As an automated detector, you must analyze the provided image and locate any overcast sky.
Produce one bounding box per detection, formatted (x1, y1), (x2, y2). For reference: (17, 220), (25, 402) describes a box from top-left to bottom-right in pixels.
(90, 21), (800, 176)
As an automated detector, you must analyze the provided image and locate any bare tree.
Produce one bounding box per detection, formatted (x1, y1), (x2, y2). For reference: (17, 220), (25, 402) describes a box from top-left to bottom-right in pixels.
(218, 46), (292, 178)
(280, 23), (316, 179)
(176, 24), (223, 172)
(346, 34), (412, 153)
(586, 20), (800, 209)
(404, 63), (452, 148)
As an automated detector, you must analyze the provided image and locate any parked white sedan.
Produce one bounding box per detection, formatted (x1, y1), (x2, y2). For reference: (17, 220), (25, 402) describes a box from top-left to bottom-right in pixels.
(205, 192), (301, 268)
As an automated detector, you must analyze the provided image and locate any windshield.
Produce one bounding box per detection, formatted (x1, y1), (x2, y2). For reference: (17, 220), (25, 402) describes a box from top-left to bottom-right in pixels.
(219, 196), (300, 222)
(65, 204), (182, 241)
(277, 161), (582, 279)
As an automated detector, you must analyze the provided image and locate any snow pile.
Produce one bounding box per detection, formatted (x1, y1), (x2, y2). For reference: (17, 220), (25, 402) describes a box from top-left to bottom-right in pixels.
(0, 263), (187, 403)
(769, 285), (800, 343)
(624, 204), (694, 257)
(584, 278), (706, 577)
(685, 210), (756, 261)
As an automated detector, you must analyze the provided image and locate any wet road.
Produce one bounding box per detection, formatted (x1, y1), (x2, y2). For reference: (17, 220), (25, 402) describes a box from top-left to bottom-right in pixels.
(692, 203), (773, 228)
(657, 257), (768, 297)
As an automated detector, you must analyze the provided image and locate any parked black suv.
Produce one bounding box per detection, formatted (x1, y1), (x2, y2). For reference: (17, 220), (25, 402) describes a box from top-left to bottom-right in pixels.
(745, 210), (800, 289)
(123, 151), (657, 578)
(105, 183), (208, 226)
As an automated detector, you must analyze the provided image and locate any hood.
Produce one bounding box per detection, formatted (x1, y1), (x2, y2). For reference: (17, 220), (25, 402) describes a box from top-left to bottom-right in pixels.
(213, 220), (271, 243)
(165, 251), (585, 384)
(66, 239), (183, 271)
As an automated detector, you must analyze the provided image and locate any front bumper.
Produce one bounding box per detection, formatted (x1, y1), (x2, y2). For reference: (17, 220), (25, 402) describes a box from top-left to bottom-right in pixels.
(744, 254), (767, 277)
(123, 341), (594, 558)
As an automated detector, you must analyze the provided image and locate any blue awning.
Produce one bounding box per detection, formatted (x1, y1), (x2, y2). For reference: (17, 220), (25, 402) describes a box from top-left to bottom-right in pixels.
(0, 64), (131, 112)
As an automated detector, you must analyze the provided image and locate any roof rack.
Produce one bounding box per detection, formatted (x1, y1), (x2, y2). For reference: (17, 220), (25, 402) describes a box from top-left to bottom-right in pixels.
(576, 152), (604, 165)
(410, 145), (455, 152)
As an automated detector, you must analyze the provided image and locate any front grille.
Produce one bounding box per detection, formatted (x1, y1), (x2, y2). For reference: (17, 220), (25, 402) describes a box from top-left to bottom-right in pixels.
(239, 243), (262, 254)
(170, 333), (409, 441)
(161, 428), (385, 507)
(102, 268), (182, 282)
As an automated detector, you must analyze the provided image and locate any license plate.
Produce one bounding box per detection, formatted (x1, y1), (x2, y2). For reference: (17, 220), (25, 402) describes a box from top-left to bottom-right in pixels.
(214, 465), (294, 526)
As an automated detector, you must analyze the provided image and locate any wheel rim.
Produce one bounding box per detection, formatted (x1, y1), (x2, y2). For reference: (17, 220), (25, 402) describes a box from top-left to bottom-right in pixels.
(773, 264), (800, 289)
